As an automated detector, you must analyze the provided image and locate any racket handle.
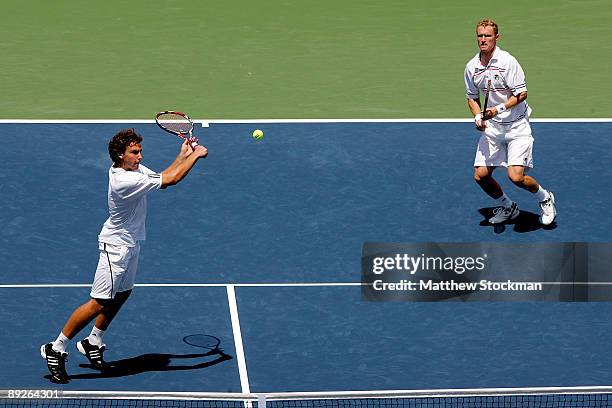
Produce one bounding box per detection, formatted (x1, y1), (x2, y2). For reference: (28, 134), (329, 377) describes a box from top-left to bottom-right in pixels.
(179, 133), (199, 149)
(187, 131), (198, 149)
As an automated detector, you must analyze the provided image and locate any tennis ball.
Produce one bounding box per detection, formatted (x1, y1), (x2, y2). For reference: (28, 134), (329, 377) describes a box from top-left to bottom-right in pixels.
(252, 129), (264, 140)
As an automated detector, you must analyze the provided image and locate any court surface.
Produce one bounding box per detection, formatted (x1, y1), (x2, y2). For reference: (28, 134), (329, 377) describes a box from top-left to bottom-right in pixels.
(3, 0), (612, 119)
(1, 121), (611, 392)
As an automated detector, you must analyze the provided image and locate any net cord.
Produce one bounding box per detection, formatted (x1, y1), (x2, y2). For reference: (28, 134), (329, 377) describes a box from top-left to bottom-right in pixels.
(3, 386), (612, 402)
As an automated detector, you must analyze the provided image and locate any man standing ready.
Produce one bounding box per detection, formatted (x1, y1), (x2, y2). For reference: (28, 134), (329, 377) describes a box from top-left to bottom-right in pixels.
(464, 19), (556, 225)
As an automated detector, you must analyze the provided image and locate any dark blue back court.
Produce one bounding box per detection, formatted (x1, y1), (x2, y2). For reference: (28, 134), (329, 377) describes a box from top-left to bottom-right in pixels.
(0, 121), (611, 392)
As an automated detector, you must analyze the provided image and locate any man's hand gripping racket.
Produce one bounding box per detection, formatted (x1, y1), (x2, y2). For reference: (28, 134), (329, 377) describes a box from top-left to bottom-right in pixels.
(155, 111), (200, 150)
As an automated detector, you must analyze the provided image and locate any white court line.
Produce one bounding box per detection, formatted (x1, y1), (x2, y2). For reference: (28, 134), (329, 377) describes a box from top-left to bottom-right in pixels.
(2, 281), (612, 289)
(0, 119), (155, 124)
(2, 282), (612, 289)
(226, 284), (251, 395)
(0, 282), (364, 288)
(0, 118), (611, 125)
(2, 281), (612, 290)
(197, 118), (612, 127)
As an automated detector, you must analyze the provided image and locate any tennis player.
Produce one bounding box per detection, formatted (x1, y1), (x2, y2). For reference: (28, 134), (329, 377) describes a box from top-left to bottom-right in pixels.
(464, 19), (556, 225)
(41, 128), (208, 384)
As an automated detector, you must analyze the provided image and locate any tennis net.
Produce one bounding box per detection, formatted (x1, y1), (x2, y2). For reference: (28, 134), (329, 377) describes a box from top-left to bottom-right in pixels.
(1, 387), (612, 407)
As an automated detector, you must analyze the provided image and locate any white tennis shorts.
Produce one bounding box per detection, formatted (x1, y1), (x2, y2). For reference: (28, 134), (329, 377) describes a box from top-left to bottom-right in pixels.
(90, 242), (140, 299)
(474, 118), (534, 169)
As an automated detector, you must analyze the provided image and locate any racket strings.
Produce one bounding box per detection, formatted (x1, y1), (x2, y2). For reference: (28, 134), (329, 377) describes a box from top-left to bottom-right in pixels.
(157, 113), (193, 134)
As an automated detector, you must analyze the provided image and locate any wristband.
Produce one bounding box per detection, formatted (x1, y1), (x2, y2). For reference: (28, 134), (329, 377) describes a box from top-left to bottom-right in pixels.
(494, 103), (507, 114)
(474, 113), (482, 122)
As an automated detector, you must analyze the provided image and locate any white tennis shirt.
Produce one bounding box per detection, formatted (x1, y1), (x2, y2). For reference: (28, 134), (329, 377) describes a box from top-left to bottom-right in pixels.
(464, 46), (532, 124)
(98, 164), (162, 247)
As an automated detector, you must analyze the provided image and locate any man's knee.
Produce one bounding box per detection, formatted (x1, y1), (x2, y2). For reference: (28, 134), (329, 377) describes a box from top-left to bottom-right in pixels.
(84, 298), (108, 315)
(91, 292), (130, 313)
(508, 171), (525, 185)
(107, 290), (132, 311)
(474, 168), (492, 183)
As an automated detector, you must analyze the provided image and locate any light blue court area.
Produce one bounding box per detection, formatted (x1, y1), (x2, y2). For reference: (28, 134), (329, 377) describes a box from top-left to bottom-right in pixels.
(0, 121), (611, 391)
(0, 121), (611, 284)
(0, 286), (239, 391)
(238, 286), (612, 391)
(1, 284), (612, 391)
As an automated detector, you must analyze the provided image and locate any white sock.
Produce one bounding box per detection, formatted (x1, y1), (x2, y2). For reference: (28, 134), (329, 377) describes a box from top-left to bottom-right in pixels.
(496, 193), (513, 208)
(88, 326), (105, 347)
(534, 186), (549, 202)
(52, 332), (70, 353)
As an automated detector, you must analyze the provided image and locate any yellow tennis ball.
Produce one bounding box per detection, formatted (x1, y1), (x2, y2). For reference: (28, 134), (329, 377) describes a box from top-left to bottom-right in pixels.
(252, 129), (264, 140)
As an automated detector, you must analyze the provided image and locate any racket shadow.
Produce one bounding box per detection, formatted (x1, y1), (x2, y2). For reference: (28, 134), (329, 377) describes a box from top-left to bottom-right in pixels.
(478, 207), (557, 233)
(68, 335), (232, 380)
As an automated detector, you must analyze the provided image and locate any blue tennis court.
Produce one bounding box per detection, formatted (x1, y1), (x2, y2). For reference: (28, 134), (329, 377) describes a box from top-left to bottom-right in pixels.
(0, 121), (611, 392)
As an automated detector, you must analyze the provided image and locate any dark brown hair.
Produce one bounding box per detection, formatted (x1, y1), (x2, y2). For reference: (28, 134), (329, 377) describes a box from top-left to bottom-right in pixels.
(108, 128), (143, 165)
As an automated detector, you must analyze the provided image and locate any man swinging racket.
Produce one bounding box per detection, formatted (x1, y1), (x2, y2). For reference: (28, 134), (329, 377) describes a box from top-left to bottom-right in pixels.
(41, 127), (207, 383)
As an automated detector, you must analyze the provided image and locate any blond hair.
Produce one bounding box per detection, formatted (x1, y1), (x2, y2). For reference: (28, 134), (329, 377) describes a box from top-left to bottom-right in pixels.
(476, 19), (498, 35)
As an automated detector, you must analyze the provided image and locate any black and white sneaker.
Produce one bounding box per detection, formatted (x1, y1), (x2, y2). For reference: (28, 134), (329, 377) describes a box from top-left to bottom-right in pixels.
(489, 201), (520, 224)
(539, 191), (557, 225)
(77, 338), (107, 369)
(40, 343), (69, 384)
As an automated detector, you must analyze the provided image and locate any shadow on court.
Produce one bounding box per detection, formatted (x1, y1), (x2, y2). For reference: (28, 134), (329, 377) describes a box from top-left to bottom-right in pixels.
(45, 334), (233, 381)
(46, 352), (233, 381)
(478, 207), (558, 234)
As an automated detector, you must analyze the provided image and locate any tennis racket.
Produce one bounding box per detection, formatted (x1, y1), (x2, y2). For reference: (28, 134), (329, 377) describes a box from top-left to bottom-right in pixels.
(155, 110), (199, 149)
(482, 79), (492, 120)
(182, 334), (222, 355)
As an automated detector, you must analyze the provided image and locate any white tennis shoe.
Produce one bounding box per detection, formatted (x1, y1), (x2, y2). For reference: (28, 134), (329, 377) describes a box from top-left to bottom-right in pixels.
(489, 202), (520, 224)
(539, 191), (557, 225)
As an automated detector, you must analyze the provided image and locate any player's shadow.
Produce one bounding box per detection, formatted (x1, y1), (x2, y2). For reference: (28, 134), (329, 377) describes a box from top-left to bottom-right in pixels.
(52, 335), (232, 381)
(478, 207), (557, 234)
